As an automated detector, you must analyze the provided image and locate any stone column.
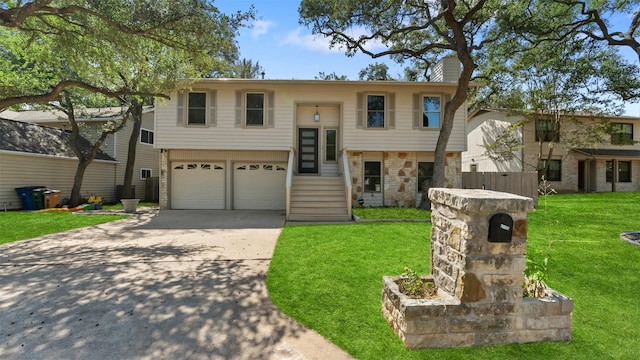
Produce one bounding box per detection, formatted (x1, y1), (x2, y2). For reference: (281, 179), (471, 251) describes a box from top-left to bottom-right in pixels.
(429, 188), (534, 304)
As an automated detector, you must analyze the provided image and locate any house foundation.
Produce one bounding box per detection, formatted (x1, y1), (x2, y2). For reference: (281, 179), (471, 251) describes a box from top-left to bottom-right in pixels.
(382, 188), (573, 348)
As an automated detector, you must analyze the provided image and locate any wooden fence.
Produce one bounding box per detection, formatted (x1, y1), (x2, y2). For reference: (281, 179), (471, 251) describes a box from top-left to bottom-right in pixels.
(462, 172), (539, 204)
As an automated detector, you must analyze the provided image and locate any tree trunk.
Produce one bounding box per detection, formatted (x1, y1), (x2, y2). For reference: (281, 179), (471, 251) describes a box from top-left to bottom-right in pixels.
(121, 100), (143, 199)
(69, 160), (91, 207)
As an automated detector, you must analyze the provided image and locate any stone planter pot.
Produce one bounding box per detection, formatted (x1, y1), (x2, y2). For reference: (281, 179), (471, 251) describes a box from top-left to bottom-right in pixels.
(120, 198), (140, 213)
(382, 276), (573, 349)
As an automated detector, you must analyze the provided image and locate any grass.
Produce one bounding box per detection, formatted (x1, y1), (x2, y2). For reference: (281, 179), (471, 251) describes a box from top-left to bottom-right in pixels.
(352, 207), (430, 220)
(267, 192), (640, 359)
(0, 211), (128, 245)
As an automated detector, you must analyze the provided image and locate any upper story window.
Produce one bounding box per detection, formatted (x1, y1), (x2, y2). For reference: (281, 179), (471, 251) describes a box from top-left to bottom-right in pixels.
(246, 93), (265, 126)
(611, 123), (633, 145)
(235, 90), (274, 128)
(422, 96), (441, 128)
(177, 90), (216, 127)
(367, 95), (385, 128)
(357, 92), (395, 129)
(140, 128), (154, 145)
(413, 94), (442, 129)
(535, 120), (559, 142)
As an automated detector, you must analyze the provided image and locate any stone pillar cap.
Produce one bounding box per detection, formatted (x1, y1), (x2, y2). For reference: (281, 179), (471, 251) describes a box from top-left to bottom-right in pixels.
(428, 188), (534, 213)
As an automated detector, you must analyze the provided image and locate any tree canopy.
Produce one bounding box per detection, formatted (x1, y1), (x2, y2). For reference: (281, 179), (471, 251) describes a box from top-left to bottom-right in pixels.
(0, 0), (253, 109)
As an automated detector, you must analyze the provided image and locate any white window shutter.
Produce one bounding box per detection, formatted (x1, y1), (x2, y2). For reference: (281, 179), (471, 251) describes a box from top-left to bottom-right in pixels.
(356, 92), (364, 128)
(413, 93), (421, 129)
(209, 90), (217, 126)
(177, 91), (184, 125)
(267, 91), (275, 127)
(235, 90), (243, 127)
(387, 92), (395, 129)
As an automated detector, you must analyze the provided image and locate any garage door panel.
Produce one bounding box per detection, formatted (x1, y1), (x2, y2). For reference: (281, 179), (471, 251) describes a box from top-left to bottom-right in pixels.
(171, 162), (225, 209)
(234, 163), (286, 210)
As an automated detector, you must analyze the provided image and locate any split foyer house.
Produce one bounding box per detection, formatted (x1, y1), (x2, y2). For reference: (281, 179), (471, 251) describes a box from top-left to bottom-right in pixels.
(462, 109), (640, 193)
(0, 107), (159, 208)
(156, 58), (472, 221)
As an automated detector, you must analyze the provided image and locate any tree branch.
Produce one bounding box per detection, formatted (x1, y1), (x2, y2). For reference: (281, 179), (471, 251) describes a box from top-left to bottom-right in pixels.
(0, 80), (170, 110)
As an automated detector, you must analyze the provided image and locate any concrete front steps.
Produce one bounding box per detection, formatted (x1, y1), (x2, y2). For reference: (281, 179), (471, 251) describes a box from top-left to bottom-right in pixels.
(288, 176), (351, 222)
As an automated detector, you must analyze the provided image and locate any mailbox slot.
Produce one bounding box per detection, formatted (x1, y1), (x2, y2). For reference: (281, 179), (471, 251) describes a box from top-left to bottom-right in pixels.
(488, 213), (513, 243)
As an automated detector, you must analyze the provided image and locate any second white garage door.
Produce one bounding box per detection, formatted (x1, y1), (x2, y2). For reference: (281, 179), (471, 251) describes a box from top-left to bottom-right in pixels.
(171, 162), (225, 209)
(234, 163), (286, 210)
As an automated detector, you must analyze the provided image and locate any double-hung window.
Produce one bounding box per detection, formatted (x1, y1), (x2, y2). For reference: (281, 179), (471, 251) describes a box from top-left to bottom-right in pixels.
(177, 90), (216, 126)
(367, 95), (385, 128)
(422, 96), (441, 128)
(413, 94), (442, 129)
(539, 159), (561, 181)
(236, 90), (274, 128)
(611, 123), (633, 145)
(246, 93), (265, 126)
(364, 161), (382, 192)
(357, 92), (395, 129)
(535, 120), (559, 142)
(140, 128), (154, 145)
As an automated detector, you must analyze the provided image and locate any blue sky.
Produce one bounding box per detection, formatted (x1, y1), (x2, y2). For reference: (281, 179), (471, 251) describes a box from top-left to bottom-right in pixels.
(216, 0), (640, 116)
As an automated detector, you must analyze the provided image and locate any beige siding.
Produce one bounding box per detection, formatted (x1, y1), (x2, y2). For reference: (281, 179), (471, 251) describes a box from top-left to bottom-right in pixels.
(155, 80), (465, 153)
(431, 57), (461, 83)
(0, 152), (117, 210)
(462, 111), (523, 172)
(112, 112), (159, 200)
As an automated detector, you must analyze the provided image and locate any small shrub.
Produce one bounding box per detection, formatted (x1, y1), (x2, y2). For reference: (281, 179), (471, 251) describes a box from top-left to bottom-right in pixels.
(397, 266), (438, 299)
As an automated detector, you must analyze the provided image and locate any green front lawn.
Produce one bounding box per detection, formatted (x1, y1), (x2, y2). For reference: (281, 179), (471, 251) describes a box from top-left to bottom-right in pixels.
(0, 211), (128, 245)
(267, 192), (640, 359)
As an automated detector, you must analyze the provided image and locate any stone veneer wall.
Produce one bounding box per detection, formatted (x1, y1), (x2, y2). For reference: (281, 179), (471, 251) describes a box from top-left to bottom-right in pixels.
(384, 152), (417, 207)
(347, 151), (462, 207)
(382, 188), (573, 348)
(159, 149), (169, 210)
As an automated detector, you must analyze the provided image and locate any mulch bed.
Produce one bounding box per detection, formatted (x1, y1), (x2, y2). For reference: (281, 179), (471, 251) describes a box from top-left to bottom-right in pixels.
(620, 232), (640, 246)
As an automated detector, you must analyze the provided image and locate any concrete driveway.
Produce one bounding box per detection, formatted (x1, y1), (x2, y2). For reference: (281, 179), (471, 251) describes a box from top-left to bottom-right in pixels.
(0, 210), (352, 360)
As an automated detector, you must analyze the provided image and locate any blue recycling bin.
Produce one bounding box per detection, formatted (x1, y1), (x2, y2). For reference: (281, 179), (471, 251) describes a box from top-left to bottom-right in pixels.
(15, 186), (46, 210)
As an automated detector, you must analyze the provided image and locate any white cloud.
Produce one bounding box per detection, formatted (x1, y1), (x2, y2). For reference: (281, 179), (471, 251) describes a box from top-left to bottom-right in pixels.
(279, 27), (386, 54)
(251, 20), (275, 39)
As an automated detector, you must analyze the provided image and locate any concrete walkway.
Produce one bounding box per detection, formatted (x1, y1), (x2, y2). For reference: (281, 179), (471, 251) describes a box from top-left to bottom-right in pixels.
(0, 210), (353, 360)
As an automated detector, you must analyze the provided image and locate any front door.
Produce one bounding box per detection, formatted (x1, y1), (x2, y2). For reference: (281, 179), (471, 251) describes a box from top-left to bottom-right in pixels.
(298, 128), (318, 174)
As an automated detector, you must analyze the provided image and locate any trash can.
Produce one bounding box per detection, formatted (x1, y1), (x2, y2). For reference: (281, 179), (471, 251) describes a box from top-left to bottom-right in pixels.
(15, 186), (45, 210)
(44, 190), (61, 208)
(32, 188), (46, 210)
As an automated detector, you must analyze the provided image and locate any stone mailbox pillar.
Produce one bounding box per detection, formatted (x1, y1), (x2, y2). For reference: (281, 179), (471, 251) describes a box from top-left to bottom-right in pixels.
(429, 188), (532, 305)
(381, 188), (573, 349)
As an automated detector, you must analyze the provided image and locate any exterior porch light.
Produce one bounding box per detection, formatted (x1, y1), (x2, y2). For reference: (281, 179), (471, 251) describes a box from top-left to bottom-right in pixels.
(314, 105), (320, 122)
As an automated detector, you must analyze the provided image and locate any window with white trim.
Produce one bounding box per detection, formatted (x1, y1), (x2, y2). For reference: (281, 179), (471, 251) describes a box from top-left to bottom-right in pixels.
(413, 93), (442, 129)
(364, 161), (382, 192)
(177, 90), (216, 126)
(367, 95), (385, 128)
(140, 128), (154, 145)
(357, 92), (395, 129)
(422, 96), (441, 128)
(246, 93), (265, 126)
(140, 168), (152, 179)
(325, 129), (337, 162)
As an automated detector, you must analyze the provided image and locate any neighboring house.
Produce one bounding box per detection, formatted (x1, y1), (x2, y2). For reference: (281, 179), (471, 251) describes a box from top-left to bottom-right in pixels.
(0, 119), (117, 209)
(0, 106), (159, 201)
(463, 109), (640, 193)
(155, 58), (473, 220)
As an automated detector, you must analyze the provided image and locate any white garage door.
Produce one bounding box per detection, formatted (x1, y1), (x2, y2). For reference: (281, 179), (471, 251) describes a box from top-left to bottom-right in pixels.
(234, 163), (286, 210)
(171, 162), (225, 209)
